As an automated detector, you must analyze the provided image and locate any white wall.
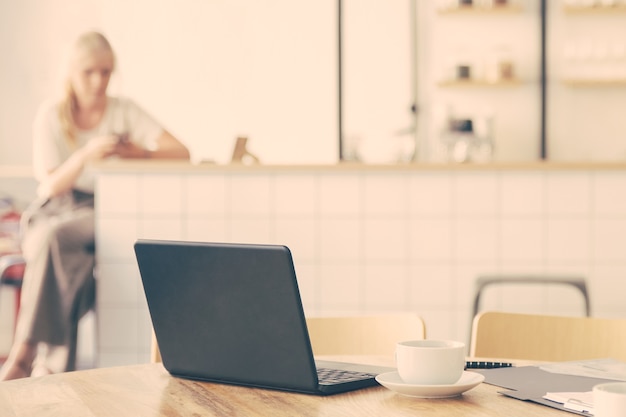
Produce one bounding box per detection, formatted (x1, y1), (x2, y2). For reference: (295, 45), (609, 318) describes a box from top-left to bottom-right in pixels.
(0, 0), (337, 166)
(2, 1), (625, 169)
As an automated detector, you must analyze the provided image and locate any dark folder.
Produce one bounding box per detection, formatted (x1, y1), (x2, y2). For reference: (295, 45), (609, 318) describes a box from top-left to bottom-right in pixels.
(476, 365), (614, 415)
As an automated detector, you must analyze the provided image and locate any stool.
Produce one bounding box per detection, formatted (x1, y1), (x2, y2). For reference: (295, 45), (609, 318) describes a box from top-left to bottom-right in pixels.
(472, 274), (591, 319)
(0, 254), (25, 334)
(0, 253), (98, 370)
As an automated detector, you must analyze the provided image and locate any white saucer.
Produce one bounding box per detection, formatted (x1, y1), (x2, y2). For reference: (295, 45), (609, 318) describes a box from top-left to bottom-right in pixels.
(375, 371), (485, 398)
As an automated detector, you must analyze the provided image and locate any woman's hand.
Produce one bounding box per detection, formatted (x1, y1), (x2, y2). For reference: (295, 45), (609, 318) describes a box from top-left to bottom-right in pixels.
(80, 135), (119, 162)
(113, 139), (149, 159)
(80, 134), (148, 160)
(37, 134), (118, 198)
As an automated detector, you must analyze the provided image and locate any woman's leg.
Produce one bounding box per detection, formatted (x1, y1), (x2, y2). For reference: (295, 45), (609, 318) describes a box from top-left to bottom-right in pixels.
(32, 270), (96, 375)
(0, 219), (56, 380)
(1, 200), (95, 379)
(31, 345), (68, 376)
(0, 341), (37, 380)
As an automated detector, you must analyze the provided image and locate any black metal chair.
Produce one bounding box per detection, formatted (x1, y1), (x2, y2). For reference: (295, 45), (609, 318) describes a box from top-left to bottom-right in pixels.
(471, 274), (591, 319)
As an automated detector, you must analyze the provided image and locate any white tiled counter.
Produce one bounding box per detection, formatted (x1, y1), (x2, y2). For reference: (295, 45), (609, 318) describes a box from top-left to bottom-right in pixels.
(94, 161), (626, 366)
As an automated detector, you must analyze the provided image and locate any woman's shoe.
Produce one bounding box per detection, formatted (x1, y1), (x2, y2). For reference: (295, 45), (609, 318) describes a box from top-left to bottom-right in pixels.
(0, 342), (37, 381)
(0, 359), (32, 380)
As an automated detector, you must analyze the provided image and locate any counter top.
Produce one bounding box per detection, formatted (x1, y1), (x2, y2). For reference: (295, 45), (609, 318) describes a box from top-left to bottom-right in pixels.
(6, 161), (626, 178)
(91, 159), (626, 173)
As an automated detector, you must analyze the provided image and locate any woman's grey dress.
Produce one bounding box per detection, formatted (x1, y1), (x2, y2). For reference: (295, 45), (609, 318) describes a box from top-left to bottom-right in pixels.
(16, 190), (95, 372)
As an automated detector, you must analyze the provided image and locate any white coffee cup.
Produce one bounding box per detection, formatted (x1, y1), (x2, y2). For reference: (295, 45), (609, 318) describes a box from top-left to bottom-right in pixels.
(396, 340), (465, 385)
(593, 382), (626, 417)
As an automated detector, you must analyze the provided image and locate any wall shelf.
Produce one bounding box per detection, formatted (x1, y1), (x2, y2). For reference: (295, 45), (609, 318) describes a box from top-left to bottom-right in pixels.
(438, 78), (523, 88)
(562, 78), (626, 87)
(437, 4), (523, 15)
(563, 4), (626, 14)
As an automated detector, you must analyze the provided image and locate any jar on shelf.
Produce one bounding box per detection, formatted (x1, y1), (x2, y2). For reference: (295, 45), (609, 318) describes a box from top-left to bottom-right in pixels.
(562, 41), (579, 80)
(576, 39), (594, 80)
(486, 45), (515, 83)
(454, 46), (475, 82)
(610, 42), (626, 79)
(590, 41), (610, 80)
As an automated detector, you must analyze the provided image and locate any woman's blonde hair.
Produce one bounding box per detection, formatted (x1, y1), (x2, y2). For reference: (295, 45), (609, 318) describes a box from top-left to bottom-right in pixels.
(58, 31), (116, 146)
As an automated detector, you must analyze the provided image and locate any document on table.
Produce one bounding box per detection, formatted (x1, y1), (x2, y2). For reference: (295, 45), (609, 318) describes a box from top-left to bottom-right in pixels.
(540, 358), (626, 382)
(539, 359), (626, 415)
(543, 391), (594, 414)
(475, 365), (615, 416)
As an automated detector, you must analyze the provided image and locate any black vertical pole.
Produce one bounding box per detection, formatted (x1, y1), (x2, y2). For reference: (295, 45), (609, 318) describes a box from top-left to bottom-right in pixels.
(338, 0), (344, 161)
(540, 0), (547, 160)
(410, 0), (418, 162)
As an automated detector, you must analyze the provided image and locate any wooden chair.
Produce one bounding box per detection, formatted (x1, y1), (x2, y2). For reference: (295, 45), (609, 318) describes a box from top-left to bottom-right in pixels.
(470, 311), (626, 362)
(471, 274), (592, 319)
(305, 314), (426, 356)
(151, 330), (162, 363)
(151, 314), (426, 363)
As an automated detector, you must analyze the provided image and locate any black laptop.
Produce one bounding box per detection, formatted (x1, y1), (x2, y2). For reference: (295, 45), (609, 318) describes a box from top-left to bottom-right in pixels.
(134, 239), (393, 395)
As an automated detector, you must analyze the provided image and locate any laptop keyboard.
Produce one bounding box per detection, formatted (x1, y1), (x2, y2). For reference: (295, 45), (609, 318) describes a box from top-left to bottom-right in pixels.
(317, 367), (377, 386)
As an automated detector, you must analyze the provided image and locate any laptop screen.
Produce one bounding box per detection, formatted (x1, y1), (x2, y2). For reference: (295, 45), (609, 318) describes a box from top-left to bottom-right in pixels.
(134, 240), (320, 392)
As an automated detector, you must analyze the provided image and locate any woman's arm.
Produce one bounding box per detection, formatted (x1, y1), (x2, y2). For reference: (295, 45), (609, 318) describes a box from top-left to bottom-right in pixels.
(114, 130), (190, 160)
(37, 135), (118, 198)
(145, 130), (190, 159)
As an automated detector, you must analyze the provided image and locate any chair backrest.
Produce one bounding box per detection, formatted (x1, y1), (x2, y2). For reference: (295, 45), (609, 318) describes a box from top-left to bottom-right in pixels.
(151, 330), (162, 363)
(470, 311), (626, 362)
(305, 314), (426, 356)
(0, 254), (26, 283)
(151, 314), (426, 363)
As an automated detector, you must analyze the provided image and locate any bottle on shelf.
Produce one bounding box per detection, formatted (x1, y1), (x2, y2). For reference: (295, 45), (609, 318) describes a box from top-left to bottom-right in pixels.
(439, 106), (494, 163)
(486, 45), (515, 83)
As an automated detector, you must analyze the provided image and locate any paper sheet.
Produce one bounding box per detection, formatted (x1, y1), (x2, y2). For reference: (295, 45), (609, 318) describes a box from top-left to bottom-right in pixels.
(543, 391), (594, 414)
(538, 360), (626, 415)
(540, 358), (626, 381)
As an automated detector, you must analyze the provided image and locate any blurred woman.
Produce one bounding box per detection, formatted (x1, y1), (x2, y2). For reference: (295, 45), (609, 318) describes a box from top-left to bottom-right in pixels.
(0, 31), (189, 380)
